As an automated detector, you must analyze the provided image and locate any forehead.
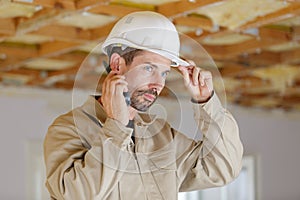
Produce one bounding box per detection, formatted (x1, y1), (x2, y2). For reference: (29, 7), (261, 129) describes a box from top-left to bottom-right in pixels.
(130, 51), (172, 68)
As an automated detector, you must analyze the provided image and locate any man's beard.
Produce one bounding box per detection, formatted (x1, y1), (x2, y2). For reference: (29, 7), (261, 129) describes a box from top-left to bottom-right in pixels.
(130, 88), (158, 112)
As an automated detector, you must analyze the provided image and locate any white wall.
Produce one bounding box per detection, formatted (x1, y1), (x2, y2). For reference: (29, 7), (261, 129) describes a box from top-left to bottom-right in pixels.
(0, 86), (299, 200)
(0, 87), (73, 200)
(230, 107), (300, 200)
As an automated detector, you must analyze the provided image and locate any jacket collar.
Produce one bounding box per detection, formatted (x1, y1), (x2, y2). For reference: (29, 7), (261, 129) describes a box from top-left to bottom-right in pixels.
(80, 96), (156, 127)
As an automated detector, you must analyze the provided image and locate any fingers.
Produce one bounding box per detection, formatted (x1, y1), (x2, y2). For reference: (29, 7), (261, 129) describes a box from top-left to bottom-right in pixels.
(102, 72), (129, 111)
(192, 66), (200, 86)
(101, 71), (130, 125)
(103, 72), (128, 95)
(178, 66), (190, 87)
(198, 70), (213, 92)
(178, 65), (211, 87)
(178, 61), (214, 102)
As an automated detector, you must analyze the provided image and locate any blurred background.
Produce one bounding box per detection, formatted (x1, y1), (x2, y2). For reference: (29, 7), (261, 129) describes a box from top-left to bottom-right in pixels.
(0, 0), (300, 199)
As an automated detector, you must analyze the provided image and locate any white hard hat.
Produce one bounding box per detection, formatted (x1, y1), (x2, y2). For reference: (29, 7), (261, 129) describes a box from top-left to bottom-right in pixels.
(101, 11), (189, 67)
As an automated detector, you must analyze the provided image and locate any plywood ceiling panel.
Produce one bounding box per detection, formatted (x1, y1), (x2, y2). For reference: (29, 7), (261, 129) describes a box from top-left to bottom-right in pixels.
(196, 0), (289, 30)
(0, 2), (40, 18)
(23, 58), (77, 70)
(4, 34), (53, 44)
(273, 15), (300, 26)
(112, 0), (179, 5)
(201, 33), (253, 45)
(0, 72), (33, 85)
(265, 41), (300, 52)
(55, 12), (117, 29)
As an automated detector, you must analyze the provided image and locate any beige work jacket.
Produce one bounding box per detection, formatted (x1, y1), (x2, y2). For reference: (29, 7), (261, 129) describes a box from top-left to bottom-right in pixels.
(44, 94), (243, 200)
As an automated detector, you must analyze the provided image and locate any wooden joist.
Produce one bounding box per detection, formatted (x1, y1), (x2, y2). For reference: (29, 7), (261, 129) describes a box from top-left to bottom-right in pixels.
(173, 15), (215, 32)
(30, 24), (91, 41)
(281, 48), (300, 64)
(0, 43), (38, 60)
(88, 4), (144, 17)
(0, 18), (16, 35)
(156, 0), (223, 17)
(202, 26), (298, 59)
(14, 0), (77, 10)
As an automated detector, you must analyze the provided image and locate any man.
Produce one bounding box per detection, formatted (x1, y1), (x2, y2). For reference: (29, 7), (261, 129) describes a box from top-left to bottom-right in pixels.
(44, 11), (243, 200)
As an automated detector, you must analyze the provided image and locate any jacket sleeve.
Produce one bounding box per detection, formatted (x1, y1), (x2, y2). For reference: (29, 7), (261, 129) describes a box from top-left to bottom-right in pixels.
(178, 94), (244, 191)
(44, 115), (133, 200)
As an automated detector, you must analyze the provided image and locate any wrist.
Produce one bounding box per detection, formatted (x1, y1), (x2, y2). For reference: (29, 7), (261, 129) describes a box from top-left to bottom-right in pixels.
(191, 91), (214, 104)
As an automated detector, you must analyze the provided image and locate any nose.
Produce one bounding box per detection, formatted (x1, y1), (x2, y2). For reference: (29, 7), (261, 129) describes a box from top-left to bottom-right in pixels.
(148, 72), (165, 93)
(149, 83), (161, 91)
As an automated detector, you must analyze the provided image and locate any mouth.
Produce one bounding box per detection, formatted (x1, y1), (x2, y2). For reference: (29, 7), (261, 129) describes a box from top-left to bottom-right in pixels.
(143, 93), (156, 102)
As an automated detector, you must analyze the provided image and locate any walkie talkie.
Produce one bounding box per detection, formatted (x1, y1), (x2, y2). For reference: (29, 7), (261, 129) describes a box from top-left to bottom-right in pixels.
(103, 61), (131, 106)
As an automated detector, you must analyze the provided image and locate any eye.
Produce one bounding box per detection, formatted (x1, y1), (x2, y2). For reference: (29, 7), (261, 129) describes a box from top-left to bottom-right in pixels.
(161, 71), (169, 78)
(144, 65), (154, 73)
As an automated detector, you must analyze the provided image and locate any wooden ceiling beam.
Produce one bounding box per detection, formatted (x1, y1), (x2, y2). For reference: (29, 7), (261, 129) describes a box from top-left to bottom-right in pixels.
(237, 51), (282, 67)
(218, 63), (249, 77)
(88, 4), (144, 17)
(156, 0), (223, 17)
(181, 28), (229, 42)
(226, 38), (285, 57)
(30, 24), (91, 41)
(259, 26), (294, 41)
(0, 41), (83, 70)
(34, 64), (83, 88)
(200, 45), (234, 60)
(0, 44), (38, 60)
(202, 26), (294, 59)
(0, 34), (10, 40)
(39, 40), (82, 56)
(173, 15), (215, 32)
(76, 0), (108, 9)
(181, 3), (300, 58)
(15, 8), (64, 35)
(46, 64), (79, 76)
(52, 52), (88, 62)
(90, 21), (117, 40)
(15, 7), (108, 37)
(238, 2), (300, 31)
(0, 57), (25, 69)
(0, 18), (16, 35)
(280, 48), (300, 64)
(29, 20), (118, 42)
(203, 39), (282, 60)
(292, 25), (300, 40)
(1, 20), (115, 69)
(7, 68), (47, 87)
(13, 0), (77, 9)
(4, 68), (41, 78)
(14, 0), (110, 10)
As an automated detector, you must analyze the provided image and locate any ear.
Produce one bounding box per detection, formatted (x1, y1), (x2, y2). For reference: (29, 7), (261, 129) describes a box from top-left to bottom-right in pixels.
(109, 53), (125, 73)
(109, 53), (121, 72)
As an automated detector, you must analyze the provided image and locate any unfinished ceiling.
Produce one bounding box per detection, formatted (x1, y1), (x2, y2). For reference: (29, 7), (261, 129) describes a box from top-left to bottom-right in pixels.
(0, 0), (300, 111)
